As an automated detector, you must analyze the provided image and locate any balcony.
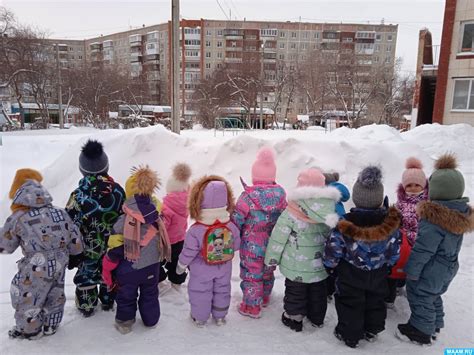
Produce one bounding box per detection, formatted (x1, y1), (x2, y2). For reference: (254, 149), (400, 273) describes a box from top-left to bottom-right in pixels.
(224, 57), (242, 64)
(103, 40), (113, 48)
(58, 44), (68, 52)
(90, 42), (102, 53)
(226, 46), (243, 52)
(129, 34), (143, 47)
(224, 29), (244, 40)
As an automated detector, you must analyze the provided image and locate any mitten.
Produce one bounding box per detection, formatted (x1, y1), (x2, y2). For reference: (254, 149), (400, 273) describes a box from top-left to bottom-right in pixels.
(68, 252), (84, 270)
(176, 261), (187, 275)
(102, 255), (119, 289)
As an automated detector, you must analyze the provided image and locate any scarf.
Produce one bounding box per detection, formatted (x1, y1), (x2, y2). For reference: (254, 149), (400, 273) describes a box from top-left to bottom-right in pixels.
(287, 201), (317, 224)
(198, 207), (230, 225)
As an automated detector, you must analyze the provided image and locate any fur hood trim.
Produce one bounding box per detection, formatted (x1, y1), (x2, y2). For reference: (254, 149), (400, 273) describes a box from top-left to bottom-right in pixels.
(287, 185), (341, 202)
(417, 201), (474, 235)
(337, 206), (401, 242)
(188, 175), (235, 221)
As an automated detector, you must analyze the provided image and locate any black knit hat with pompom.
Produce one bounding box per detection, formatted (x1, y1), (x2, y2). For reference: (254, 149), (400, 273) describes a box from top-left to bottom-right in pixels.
(352, 166), (384, 209)
(79, 140), (109, 176)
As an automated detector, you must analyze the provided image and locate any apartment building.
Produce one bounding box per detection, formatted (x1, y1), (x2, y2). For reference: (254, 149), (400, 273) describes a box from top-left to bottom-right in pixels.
(51, 19), (398, 121)
(413, 0), (473, 126)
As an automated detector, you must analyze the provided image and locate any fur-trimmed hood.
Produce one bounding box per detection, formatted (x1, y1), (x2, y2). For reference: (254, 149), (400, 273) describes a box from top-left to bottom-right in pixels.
(287, 185), (341, 202)
(337, 206), (401, 242)
(417, 200), (474, 235)
(188, 175), (235, 221)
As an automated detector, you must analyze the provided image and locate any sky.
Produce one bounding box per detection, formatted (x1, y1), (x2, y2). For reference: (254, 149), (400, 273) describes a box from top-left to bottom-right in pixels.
(3, 0), (446, 74)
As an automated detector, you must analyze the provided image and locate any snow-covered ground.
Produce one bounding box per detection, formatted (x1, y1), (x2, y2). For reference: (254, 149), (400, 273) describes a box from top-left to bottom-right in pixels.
(0, 124), (473, 354)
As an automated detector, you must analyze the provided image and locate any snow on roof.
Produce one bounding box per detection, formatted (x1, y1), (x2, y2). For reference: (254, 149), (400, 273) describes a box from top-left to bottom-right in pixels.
(297, 114), (309, 122)
(11, 103), (80, 113)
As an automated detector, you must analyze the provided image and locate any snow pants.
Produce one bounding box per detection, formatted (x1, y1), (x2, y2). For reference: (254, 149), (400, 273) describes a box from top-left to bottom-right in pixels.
(74, 257), (114, 312)
(406, 258), (458, 336)
(159, 241), (187, 285)
(240, 240), (275, 307)
(188, 263), (232, 322)
(10, 270), (66, 336)
(335, 261), (388, 342)
(115, 263), (160, 327)
(284, 278), (327, 326)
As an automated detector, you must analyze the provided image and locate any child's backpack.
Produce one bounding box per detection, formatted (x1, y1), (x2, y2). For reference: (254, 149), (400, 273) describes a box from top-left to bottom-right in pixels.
(389, 230), (412, 279)
(198, 221), (235, 265)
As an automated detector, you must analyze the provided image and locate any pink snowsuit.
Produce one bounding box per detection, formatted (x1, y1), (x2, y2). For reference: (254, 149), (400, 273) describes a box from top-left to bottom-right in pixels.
(179, 181), (240, 322)
(232, 179), (287, 307)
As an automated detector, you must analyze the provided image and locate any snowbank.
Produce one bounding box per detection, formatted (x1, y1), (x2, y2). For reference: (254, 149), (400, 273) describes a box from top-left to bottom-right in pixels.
(0, 124), (473, 354)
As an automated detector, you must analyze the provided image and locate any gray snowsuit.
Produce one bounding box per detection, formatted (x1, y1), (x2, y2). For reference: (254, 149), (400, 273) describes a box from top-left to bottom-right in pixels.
(0, 180), (84, 336)
(405, 199), (473, 336)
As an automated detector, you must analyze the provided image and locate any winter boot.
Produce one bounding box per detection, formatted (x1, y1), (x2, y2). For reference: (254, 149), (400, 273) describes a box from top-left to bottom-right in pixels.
(191, 315), (206, 328)
(334, 329), (359, 348)
(43, 325), (58, 336)
(281, 312), (303, 332)
(114, 319), (136, 335)
(431, 328), (440, 342)
(101, 302), (114, 312)
(8, 327), (43, 340)
(79, 308), (94, 318)
(364, 332), (378, 342)
(396, 323), (431, 345)
(214, 317), (227, 326)
(238, 303), (262, 319)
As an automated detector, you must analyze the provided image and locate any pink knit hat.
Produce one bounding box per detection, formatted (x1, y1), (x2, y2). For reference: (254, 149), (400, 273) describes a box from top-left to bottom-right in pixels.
(252, 147), (277, 184)
(402, 157), (427, 188)
(297, 168), (326, 187)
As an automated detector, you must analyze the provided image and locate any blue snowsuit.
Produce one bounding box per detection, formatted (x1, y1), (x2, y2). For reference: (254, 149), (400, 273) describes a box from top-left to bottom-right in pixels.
(404, 199), (473, 336)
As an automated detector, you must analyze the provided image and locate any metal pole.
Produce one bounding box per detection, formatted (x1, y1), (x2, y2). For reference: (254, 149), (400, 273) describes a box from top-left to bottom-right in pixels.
(171, 0), (180, 134)
(259, 40), (265, 129)
(56, 44), (64, 129)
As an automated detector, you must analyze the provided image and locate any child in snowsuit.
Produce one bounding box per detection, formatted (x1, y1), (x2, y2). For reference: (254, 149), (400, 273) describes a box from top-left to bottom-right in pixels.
(0, 169), (84, 339)
(322, 171), (350, 301)
(177, 175), (240, 326)
(397, 154), (473, 345)
(66, 140), (125, 317)
(265, 168), (340, 332)
(324, 166), (401, 348)
(386, 157), (428, 307)
(232, 147), (287, 318)
(159, 163), (192, 293)
(102, 166), (171, 334)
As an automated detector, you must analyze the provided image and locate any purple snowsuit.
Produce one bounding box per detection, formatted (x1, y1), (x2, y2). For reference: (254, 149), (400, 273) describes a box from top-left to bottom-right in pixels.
(179, 181), (240, 322)
(106, 195), (161, 327)
(231, 179), (287, 307)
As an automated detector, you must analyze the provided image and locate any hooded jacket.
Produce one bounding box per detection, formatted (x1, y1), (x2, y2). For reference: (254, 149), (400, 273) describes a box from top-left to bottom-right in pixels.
(404, 199), (474, 281)
(66, 174), (125, 260)
(264, 185), (340, 283)
(232, 179), (287, 258)
(0, 180), (84, 276)
(323, 206), (401, 271)
(162, 191), (188, 244)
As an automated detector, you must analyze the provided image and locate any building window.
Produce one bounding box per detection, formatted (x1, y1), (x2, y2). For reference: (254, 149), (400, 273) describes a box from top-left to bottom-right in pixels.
(460, 21), (474, 54)
(452, 79), (474, 110)
(376, 34), (382, 41)
(206, 29), (212, 36)
(217, 63), (222, 68)
(290, 43), (296, 49)
(217, 41), (223, 47)
(375, 44), (380, 52)
(386, 45), (392, 52)
(302, 31), (308, 39)
(374, 56), (379, 63)
(387, 34), (393, 42)
(280, 31), (286, 38)
(205, 40), (211, 47)
(291, 32), (297, 38)
(314, 32), (320, 39)
(205, 63), (211, 69)
(279, 54), (285, 60)
(301, 43), (307, 50)
(217, 52), (223, 58)
(385, 57), (391, 64)
(206, 52), (211, 58)
(280, 42), (285, 49)
(217, 30), (223, 36)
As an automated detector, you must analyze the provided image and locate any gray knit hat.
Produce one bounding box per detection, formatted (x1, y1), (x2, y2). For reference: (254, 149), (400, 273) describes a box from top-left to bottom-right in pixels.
(429, 153), (464, 201)
(352, 166), (384, 209)
(79, 140), (109, 176)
